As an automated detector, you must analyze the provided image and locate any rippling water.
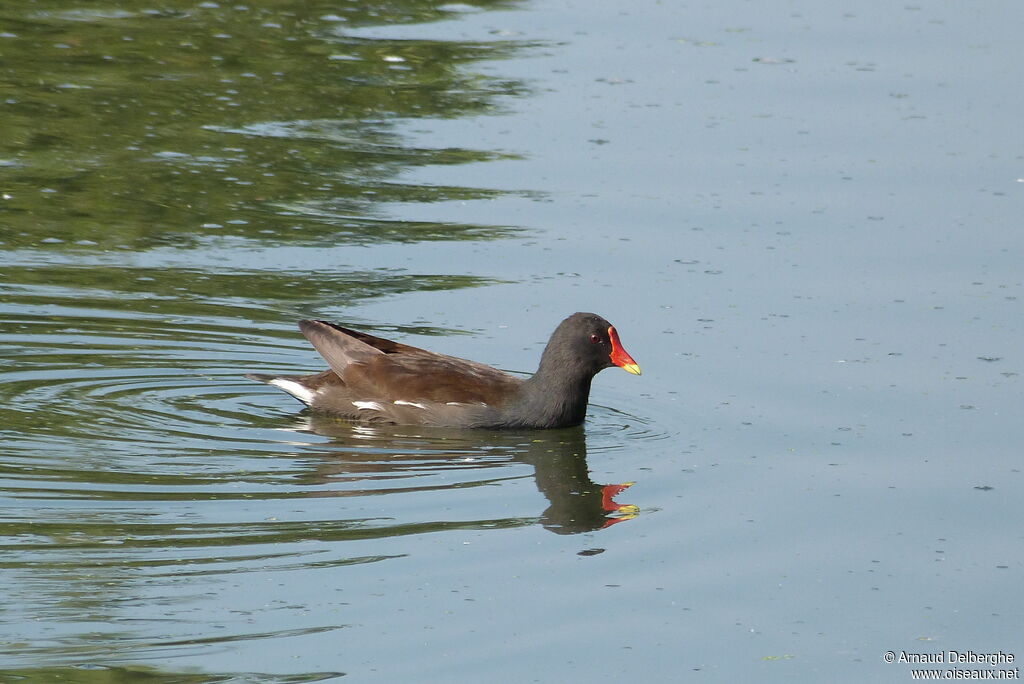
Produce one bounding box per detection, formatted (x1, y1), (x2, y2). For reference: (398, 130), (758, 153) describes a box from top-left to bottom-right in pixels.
(0, 279), (656, 672)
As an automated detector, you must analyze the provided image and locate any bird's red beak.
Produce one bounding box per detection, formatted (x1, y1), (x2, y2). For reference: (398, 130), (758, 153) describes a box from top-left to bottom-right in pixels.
(608, 326), (641, 375)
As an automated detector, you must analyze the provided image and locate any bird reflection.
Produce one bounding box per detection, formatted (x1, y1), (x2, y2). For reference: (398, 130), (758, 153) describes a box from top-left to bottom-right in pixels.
(518, 436), (639, 534)
(290, 415), (638, 534)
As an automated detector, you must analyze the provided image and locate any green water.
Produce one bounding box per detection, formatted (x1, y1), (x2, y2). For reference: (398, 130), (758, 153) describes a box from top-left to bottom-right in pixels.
(2, 1), (525, 248)
(1, 0), (532, 459)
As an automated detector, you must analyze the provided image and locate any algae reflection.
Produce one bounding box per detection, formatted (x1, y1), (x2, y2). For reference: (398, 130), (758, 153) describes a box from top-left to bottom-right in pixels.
(0, 0), (535, 250)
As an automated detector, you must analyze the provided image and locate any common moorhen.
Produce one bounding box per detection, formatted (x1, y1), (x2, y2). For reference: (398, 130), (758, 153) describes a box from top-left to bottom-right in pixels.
(247, 312), (641, 429)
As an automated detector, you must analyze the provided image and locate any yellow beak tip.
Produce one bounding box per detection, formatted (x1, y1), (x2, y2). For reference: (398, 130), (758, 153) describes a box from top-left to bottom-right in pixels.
(621, 363), (642, 376)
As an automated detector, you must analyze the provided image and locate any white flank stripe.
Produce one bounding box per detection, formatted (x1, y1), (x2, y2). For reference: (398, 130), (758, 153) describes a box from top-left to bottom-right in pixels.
(269, 379), (315, 405)
(352, 401), (384, 411)
(394, 400), (427, 409)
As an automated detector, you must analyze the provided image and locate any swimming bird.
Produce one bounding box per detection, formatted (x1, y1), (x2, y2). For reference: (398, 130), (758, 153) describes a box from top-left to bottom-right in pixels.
(246, 312), (640, 429)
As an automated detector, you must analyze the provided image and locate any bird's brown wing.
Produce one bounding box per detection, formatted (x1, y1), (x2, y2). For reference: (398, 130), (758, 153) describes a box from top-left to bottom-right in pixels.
(299, 319), (521, 406)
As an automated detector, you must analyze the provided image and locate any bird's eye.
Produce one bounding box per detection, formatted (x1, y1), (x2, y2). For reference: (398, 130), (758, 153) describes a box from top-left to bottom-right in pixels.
(590, 333), (602, 344)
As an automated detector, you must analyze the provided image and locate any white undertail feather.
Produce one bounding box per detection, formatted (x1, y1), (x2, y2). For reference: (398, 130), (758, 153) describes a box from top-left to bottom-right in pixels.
(269, 379), (315, 405)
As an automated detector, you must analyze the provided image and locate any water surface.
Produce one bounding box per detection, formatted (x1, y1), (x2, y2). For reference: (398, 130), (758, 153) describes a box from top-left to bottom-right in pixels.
(2, 1), (1022, 682)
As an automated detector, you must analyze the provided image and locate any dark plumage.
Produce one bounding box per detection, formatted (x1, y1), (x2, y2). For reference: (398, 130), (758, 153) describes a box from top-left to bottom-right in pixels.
(246, 312), (641, 429)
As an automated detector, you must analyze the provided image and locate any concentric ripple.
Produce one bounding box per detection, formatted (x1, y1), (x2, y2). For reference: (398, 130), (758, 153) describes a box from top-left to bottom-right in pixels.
(1, 312), (291, 457)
